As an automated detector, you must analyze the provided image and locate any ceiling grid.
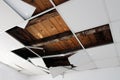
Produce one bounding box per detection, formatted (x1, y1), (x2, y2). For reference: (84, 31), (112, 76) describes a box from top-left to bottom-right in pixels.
(1, 0), (120, 77)
(103, 0), (120, 65)
(51, 0), (98, 69)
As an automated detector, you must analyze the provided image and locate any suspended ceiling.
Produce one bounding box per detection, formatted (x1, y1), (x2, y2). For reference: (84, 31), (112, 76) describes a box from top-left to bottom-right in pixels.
(0, 0), (120, 77)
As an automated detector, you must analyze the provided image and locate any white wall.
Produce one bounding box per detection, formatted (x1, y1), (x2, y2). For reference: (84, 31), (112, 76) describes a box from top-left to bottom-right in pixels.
(30, 67), (120, 80)
(0, 62), (28, 80)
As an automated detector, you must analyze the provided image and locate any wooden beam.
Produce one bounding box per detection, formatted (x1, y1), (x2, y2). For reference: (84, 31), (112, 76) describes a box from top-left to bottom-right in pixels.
(32, 31), (73, 46)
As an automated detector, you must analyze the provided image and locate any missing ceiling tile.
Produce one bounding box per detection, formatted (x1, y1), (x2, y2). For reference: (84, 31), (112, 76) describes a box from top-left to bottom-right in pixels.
(6, 26), (36, 45)
(12, 47), (38, 59)
(43, 56), (71, 68)
(22, 0), (53, 15)
(76, 24), (113, 48)
(6, 10), (81, 57)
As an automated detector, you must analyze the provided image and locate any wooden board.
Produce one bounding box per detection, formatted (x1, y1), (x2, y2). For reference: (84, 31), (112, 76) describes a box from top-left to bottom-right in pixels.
(23, 0), (69, 15)
(23, 0), (53, 15)
(25, 11), (70, 40)
(53, 0), (69, 5)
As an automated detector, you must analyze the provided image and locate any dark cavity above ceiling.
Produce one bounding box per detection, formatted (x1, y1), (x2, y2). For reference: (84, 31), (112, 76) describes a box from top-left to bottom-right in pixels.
(12, 47), (71, 68)
(43, 56), (71, 68)
(12, 47), (38, 59)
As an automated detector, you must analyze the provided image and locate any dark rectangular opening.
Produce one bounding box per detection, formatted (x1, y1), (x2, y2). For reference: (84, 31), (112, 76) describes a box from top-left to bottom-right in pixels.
(12, 48), (38, 59)
(43, 57), (70, 68)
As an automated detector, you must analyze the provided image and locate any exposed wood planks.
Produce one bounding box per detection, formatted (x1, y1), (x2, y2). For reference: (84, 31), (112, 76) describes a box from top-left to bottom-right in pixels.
(76, 24), (113, 48)
(52, 0), (69, 5)
(34, 23), (50, 38)
(23, 0), (53, 15)
(77, 33), (93, 48)
(6, 27), (36, 45)
(41, 19), (59, 36)
(70, 36), (81, 48)
(22, 0), (69, 15)
(25, 11), (70, 40)
(7, 9), (113, 58)
(43, 36), (81, 53)
(54, 14), (70, 31)
(26, 25), (42, 39)
(32, 31), (72, 45)
(32, 24), (113, 55)
(49, 16), (65, 33)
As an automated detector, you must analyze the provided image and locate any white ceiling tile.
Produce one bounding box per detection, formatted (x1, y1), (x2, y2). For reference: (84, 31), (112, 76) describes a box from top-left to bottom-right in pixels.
(69, 50), (96, 71)
(57, 0), (108, 32)
(4, 0), (36, 19)
(17, 20), (29, 29)
(114, 43), (120, 57)
(87, 44), (117, 60)
(0, 53), (22, 71)
(29, 57), (47, 68)
(0, 51), (47, 75)
(9, 64), (22, 71)
(94, 57), (120, 68)
(105, 0), (120, 21)
(74, 62), (96, 71)
(3, 63), (23, 71)
(110, 21), (120, 43)
(49, 66), (70, 78)
(20, 70), (37, 76)
(69, 50), (93, 66)
(10, 56), (47, 75)
(0, 32), (24, 51)
(0, 0), (24, 33)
